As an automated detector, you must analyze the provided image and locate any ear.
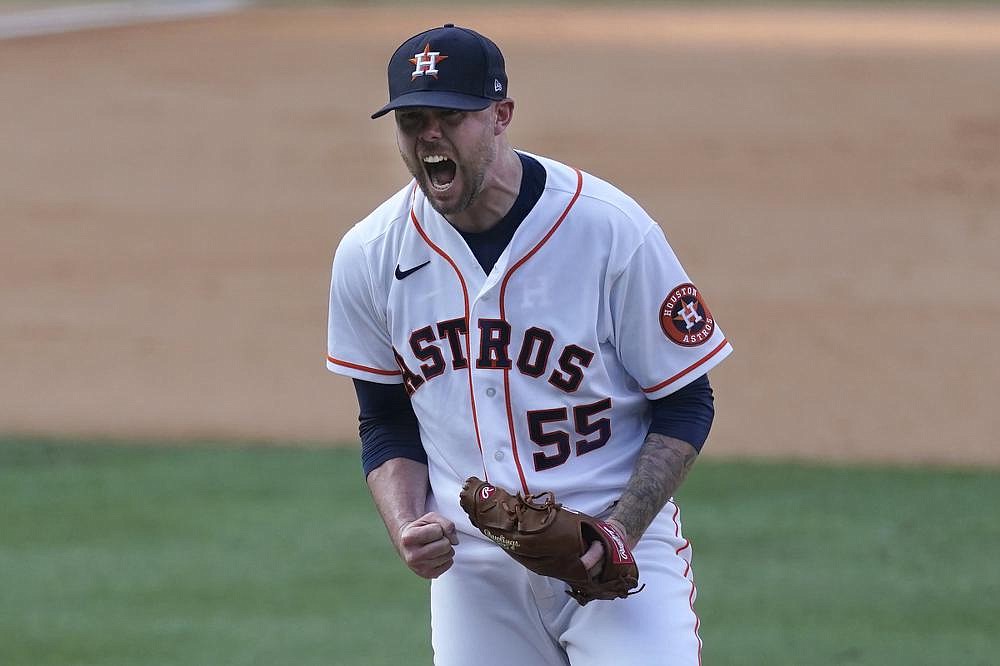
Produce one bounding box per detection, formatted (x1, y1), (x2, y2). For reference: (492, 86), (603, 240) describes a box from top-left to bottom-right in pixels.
(494, 99), (515, 135)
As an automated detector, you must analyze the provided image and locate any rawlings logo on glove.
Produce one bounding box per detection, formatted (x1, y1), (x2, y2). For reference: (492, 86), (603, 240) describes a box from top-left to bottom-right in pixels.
(459, 476), (643, 605)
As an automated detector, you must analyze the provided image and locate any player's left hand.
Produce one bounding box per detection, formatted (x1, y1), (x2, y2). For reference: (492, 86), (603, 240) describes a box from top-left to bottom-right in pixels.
(581, 518), (631, 577)
(580, 540), (604, 576)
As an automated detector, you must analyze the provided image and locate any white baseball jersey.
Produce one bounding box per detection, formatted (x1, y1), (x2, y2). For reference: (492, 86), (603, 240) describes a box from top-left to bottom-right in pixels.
(327, 151), (732, 533)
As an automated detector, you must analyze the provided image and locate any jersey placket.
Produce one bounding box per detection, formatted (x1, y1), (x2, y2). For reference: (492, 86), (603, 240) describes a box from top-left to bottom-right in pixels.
(408, 198), (521, 488)
(467, 269), (524, 493)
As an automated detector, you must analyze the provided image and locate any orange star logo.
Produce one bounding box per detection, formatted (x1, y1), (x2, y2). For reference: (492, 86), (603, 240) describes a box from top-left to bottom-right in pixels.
(410, 43), (448, 80)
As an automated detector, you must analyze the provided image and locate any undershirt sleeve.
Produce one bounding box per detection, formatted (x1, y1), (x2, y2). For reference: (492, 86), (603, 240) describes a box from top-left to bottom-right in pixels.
(647, 373), (715, 452)
(353, 378), (425, 476)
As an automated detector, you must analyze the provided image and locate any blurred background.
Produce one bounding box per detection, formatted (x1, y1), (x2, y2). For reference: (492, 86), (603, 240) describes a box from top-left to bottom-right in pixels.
(3, 0), (999, 464)
(1, 1), (998, 664)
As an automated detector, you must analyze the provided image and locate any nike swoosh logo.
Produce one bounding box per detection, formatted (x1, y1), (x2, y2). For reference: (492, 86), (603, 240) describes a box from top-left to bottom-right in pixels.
(394, 260), (430, 280)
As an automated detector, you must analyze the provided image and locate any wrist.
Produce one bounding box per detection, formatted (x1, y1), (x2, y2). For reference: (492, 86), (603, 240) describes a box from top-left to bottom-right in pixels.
(393, 518), (417, 548)
(604, 516), (637, 550)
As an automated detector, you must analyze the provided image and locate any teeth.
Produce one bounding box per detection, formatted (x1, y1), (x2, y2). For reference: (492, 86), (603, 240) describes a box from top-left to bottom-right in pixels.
(422, 155), (448, 163)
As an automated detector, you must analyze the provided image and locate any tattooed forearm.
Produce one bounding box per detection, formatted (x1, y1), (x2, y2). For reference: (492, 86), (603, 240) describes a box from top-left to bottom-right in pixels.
(609, 433), (698, 545)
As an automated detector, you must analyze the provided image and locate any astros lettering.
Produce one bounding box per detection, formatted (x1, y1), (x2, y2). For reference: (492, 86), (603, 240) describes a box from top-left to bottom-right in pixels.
(395, 317), (593, 396)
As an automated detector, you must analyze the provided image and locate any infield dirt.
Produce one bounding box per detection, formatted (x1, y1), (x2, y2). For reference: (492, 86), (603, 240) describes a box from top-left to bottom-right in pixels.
(2, 6), (998, 466)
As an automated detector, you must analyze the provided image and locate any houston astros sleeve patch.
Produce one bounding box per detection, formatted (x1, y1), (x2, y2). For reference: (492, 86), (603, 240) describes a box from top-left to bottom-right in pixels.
(659, 283), (716, 347)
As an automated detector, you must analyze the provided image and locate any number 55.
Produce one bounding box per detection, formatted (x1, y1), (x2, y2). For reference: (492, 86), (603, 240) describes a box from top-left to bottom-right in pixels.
(526, 398), (612, 471)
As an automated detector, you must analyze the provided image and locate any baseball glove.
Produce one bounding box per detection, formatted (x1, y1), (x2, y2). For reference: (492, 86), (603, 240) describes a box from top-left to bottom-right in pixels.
(459, 476), (643, 605)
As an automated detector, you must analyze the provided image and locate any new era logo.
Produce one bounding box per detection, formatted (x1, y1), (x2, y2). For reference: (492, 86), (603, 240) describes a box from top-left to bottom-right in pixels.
(494, 79), (503, 92)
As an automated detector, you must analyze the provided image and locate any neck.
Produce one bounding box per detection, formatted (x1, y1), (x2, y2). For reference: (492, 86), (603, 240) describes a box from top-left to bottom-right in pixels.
(446, 146), (522, 233)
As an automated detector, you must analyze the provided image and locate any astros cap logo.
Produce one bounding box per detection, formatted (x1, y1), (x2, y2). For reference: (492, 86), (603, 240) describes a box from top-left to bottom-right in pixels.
(660, 283), (716, 347)
(410, 43), (448, 80)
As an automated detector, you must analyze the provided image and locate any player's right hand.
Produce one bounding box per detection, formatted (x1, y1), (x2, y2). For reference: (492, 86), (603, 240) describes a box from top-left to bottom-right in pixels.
(397, 513), (459, 579)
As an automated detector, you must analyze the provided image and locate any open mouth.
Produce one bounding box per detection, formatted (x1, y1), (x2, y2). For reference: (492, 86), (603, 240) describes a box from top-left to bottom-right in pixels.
(422, 154), (457, 191)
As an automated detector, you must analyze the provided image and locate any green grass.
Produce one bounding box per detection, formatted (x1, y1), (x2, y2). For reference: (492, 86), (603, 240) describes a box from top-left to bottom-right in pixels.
(686, 461), (1000, 665)
(1, 437), (998, 665)
(0, 438), (429, 666)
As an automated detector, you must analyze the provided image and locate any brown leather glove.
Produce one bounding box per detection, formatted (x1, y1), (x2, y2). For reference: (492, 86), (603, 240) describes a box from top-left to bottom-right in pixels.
(459, 476), (643, 605)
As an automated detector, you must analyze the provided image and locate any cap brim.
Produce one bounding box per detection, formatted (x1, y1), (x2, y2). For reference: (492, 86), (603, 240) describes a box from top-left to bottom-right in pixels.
(371, 91), (494, 119)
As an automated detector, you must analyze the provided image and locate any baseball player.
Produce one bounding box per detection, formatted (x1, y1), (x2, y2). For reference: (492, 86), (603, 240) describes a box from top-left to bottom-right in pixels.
(327, 24), (732, 665)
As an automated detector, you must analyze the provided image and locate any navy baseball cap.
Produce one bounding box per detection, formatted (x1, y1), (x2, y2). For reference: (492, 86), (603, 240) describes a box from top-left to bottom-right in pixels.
(371, 24), (508, 119)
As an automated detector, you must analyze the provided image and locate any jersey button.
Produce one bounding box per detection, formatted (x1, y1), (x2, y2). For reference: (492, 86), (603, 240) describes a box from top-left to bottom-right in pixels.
(486, 387), (497, 397)
(494, 451), (504, 461)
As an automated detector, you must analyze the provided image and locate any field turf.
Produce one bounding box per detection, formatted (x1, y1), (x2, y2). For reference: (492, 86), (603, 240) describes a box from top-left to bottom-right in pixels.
(1, 437), (997, 665)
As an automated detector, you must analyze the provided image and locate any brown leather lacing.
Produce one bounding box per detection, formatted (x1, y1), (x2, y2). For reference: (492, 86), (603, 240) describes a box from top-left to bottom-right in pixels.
(568, 580), (646, 605)
(500, 491), (560, 533)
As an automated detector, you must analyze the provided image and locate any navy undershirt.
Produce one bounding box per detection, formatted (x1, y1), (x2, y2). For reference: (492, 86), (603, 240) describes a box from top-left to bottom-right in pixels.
(458, 152), (546, 274)
(353, 152), (715, 476)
